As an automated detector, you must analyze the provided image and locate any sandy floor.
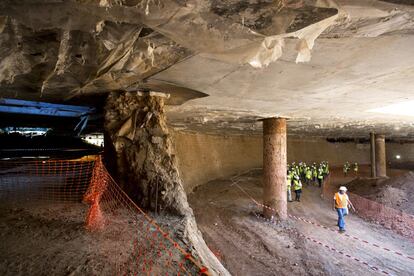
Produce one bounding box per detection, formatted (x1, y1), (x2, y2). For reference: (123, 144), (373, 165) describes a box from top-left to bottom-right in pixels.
(189, 169), (414, 276)
(0, 201), (131, 275)
(0, 200), (194, 276)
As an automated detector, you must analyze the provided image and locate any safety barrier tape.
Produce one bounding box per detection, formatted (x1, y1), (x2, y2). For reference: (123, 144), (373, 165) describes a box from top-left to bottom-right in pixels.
(254, 213), (395, 276)
(230, 180), (414, 263)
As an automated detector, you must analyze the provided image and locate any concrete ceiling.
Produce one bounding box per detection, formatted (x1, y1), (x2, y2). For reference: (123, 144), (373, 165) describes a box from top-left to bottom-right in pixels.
(163, 35), (414, 138)
(1, 0), (414, 138)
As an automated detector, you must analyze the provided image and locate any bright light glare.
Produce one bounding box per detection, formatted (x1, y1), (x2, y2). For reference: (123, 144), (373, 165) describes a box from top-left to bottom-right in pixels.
(396, 155), (401, 159)
(368, 101), (414, 117)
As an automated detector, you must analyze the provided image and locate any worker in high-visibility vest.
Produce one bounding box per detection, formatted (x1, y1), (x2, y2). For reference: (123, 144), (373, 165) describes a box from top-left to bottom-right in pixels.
(323, 161), (330, 176)
(317, 166), (324, 188)
(312, 164), (318, 184)
(333, 186), (355, 233)
(353, 162), (358, 175)
(305, 166), (312, 185)
(343, 162), (350, 176)
(293, 174), (303, 202)
(287, 173), (293, 202)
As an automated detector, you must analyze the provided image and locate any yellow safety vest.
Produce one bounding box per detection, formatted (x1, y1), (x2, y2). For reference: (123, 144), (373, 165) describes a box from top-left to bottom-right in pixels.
(294, 180), (302, 191)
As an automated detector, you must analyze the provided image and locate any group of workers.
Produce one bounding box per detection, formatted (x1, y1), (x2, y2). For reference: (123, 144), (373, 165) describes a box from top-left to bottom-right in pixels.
(284, 161), (357, 233)
(287, 161), (359, 233)
(286, 161), (330, 202)
(343, 161), (358, 176)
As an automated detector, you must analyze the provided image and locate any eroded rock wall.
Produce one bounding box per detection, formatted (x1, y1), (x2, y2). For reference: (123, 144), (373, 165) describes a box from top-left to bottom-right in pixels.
(105, 92), (189, 214)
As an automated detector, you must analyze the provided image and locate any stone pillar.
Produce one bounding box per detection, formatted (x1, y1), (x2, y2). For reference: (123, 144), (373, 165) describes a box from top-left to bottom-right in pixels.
(375, 134), (387, 177)
(370, 132), (376, 178)
(262, 117), (287, 220)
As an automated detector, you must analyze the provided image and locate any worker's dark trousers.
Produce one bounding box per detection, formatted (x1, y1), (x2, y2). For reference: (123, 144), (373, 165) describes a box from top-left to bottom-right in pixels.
(294, 189), (302, 201)
(318, 178), (322, 187)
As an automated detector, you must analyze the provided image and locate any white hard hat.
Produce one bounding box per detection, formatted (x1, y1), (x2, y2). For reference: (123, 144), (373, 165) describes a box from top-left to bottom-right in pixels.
(339, 186), (347, 192)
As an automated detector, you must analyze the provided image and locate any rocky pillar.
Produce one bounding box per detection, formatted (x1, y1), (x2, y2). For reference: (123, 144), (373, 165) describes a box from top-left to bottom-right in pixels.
(370, 132), (376, 178)
(375, 134), (387, 177)
(262, 117), (287, 220)
(104, 91), (231, 275)
(104, 91), (190, 215)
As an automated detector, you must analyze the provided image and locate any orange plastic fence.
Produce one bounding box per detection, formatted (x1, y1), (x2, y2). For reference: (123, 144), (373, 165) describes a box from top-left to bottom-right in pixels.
(87, 156), (208, 275)
(0, 159), (95, 202)
(83, 157), (107, 231)
(0, 157), (208, 275)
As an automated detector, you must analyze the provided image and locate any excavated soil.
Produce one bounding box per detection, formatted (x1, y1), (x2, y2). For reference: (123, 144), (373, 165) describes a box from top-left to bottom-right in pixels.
(189, 169), (414, 276)
(346, 171), (414, 215)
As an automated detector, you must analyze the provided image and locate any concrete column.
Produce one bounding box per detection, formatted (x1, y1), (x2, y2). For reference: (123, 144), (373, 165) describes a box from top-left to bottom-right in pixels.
(375, 134), (387, 177)
(370, 132), (376, 178)
(262, 117), (287, 220)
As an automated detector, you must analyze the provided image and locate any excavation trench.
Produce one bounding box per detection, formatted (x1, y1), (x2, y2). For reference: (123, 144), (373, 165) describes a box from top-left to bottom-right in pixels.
(104, 92), (229, 275)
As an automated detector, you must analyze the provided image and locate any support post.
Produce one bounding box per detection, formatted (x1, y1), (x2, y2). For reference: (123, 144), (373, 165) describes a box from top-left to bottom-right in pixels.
(262, 117), (287, 220)
(370, 132), (376, 178)
(375, 134), (387, 177)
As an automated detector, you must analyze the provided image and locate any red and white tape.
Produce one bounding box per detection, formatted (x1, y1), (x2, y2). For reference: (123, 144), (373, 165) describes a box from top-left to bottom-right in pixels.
(231, 181), (414, 262)
(255, 213), (395, 276)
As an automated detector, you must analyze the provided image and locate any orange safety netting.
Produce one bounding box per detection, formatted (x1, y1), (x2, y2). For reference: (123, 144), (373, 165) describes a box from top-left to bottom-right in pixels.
(83, 157), (107, 231)
(0, 156), (208, 275)
(0, 159), (95, 202)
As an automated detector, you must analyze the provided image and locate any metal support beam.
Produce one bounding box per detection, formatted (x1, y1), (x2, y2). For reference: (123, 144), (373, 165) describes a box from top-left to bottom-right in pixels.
(0, 98), (95, 117)
(0, 98), (96, 136)
(0, 98), (94, 113)
(74, 116), (89, 135)
(0, 105), (87, 117)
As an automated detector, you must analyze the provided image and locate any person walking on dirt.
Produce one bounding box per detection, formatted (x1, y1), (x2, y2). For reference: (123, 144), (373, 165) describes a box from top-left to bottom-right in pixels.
(305, 166), (312, 185)
(343, 162), (350, 176)
(312, 164), (318, 184)
(287, 174), (293, 202)
(323, 161), (330, 176)
(333, 186), (355, 233)
(317, 166), (324, 188)
(293, 174), (303, 202)
(353, 162), (358, 176)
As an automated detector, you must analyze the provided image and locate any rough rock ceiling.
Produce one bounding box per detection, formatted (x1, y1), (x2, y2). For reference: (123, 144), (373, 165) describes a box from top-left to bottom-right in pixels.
(0, 0), (414, 138)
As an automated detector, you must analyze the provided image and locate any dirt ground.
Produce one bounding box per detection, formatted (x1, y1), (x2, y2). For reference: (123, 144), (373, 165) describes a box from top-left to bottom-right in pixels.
(0, 201), (129, 275)
(189, 169), (414, 276)
(2, 165), (414, 275)
(325, 165), (414, 216)
(345, 171), (414, 215)
(0, 200), (193, 276)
